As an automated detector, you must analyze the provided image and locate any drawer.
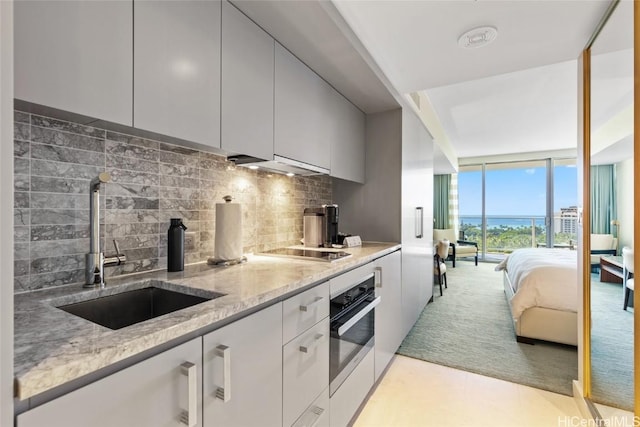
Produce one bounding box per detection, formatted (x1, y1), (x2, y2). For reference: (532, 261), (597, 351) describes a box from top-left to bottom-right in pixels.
(329, 348), (374, 427)
(291, 387), (329, 427)
(283, 317), (329, 427)
(283, 281), (329, 344)
(329, 262), (375, 297)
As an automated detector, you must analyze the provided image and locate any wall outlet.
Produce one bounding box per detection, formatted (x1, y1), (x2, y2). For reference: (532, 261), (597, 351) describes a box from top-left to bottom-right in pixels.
(184, 232), (196, 251)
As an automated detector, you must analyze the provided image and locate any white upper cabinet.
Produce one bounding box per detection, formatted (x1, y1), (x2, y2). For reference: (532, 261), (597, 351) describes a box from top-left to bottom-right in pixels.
(274, 43), (332, 170)
(15, 0), (133, 126)
(221, 1), (274, 160)
(329, 91), (365, 183)
(134, 0), (221, 148)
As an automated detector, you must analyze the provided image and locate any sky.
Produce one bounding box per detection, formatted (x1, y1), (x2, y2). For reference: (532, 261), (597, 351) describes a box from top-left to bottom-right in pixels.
(458, 165), (577, 217)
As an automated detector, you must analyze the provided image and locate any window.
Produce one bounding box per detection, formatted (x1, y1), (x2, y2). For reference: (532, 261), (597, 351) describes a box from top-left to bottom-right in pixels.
(458, 158), (577, 260)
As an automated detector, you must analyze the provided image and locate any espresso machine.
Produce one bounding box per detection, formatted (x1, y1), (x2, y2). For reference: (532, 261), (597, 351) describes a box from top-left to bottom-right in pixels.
(303, 204), (339, 247)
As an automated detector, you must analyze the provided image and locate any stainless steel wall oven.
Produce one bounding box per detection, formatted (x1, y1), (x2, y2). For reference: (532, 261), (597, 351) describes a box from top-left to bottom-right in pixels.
(329, 272), (380, 396)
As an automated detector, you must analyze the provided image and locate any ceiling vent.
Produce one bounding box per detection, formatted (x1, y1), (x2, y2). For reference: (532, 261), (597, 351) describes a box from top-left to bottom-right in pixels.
(457, 26), (498, 49)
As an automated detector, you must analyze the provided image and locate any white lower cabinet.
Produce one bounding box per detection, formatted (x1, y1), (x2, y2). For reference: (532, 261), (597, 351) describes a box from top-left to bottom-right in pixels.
(282, 282), (330, 427)
(374, 250), (403, 380)
(17, 257), (406, 427)
(203, 303), (283, 427)
(17, 338), (202, 427)
(283, 317), (329, 426)
(329, 348), (374, 427)
(283, 282), (329, 344)
(292, 387), (329, 427)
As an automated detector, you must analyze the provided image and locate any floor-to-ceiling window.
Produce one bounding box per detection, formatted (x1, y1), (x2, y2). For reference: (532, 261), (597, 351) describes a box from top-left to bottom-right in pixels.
(554, 159), (578, 248)
(458, 158), (577, 260)
(458, 165), (484, 253)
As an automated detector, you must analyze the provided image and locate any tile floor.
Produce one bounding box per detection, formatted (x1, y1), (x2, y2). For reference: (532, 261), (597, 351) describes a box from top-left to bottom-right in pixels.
(354, 355), (589, 427)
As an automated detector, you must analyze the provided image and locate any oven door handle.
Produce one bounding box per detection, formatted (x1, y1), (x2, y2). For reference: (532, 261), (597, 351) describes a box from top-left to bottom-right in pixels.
(337, 296), (381, 337)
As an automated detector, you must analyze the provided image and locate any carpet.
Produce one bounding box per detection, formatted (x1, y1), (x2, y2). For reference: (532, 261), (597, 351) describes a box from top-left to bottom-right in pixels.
(590, 273), (633, 411)
(397, 260), (578, 396)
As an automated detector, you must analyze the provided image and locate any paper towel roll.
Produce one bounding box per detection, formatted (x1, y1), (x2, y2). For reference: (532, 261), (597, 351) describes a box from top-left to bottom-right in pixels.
(214, 201), (243, 261)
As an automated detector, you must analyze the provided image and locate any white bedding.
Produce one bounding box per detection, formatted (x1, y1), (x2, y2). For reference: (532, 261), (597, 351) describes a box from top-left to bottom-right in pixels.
(495, 248), (577, 319)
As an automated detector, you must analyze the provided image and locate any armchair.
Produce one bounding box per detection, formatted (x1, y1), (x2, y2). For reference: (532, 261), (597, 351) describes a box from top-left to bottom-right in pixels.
(433, 228), (478, 267)
(590, 233), (618, 271)
(433, 239), (449, 296)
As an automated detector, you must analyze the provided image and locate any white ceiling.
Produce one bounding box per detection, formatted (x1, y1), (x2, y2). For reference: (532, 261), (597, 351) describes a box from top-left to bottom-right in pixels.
(333, 0), (613, 167)
(333, 0), (610, 93)
(425, 60), (578, 159)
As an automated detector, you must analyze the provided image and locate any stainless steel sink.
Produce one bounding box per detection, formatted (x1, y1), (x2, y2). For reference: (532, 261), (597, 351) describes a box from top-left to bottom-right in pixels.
(58, 286), (221, 330)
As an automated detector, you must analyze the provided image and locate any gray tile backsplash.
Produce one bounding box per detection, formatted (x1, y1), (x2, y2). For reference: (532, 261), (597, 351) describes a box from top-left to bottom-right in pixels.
(13, 111), (332, 293)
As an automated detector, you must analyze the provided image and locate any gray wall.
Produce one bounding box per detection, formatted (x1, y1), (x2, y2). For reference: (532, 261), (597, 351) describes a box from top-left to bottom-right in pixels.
(1, 1), (13, 424)
(333, 109), (402, 242)
(13, 111), (332, 293)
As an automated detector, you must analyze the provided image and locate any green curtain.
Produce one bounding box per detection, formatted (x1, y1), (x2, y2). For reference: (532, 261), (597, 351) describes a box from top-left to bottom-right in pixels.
(434, 174), (451, 229)
(590, 165), (616, 234)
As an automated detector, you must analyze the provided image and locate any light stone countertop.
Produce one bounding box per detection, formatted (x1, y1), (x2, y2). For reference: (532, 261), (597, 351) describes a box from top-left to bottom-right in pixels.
(14, 242), (401, 401)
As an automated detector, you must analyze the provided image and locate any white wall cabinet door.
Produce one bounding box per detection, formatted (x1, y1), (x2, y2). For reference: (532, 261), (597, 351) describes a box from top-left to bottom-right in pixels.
(329, 90), (365, 183)
(134, 0), (221, 148)
(15, 0), (133, 126)
(17, 338), (202, 427)
(374, 250), (402, 380)
(274, 43), (332, 170)
(416, 122), (434, 308)
(401, 110), (433, 336)
(221, 1), (274, 160)
(203, 303), (283, 427)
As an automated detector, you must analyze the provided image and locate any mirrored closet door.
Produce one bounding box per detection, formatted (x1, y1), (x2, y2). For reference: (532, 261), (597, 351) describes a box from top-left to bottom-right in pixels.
(587, 0), (634, 413)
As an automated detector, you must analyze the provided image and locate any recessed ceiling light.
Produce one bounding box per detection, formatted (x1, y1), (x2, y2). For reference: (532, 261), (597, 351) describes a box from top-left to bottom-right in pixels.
(458, 26), (498, 49)
(248, 165), (259, 170)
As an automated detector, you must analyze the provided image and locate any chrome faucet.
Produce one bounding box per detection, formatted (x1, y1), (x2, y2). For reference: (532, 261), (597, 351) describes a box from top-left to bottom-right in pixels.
(85, 172), (126, 288)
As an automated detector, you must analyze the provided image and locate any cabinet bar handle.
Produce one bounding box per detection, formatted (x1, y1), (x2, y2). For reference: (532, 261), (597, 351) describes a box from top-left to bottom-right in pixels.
(299, 296), (324, 312)
(337, 296), (381, 336)
(180, 361), (197, 427)
(215, 344), (231, 402)
(374, 266), (382, 288)
(299, 333), (324, 353)
(415, 207), (424, 238)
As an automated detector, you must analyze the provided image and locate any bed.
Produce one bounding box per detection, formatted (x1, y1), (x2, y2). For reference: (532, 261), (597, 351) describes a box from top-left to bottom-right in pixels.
(495, 248), (578, 346)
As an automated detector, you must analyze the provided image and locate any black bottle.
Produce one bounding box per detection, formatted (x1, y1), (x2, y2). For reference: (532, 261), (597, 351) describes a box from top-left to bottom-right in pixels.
(168, 218), (187, 272)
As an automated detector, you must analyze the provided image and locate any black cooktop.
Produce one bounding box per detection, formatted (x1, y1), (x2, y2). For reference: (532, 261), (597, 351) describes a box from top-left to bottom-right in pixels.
(259, 248), (351, 262)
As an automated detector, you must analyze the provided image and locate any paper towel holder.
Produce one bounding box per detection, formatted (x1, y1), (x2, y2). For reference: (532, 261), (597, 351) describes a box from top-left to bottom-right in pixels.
(208, 195), (247, 267)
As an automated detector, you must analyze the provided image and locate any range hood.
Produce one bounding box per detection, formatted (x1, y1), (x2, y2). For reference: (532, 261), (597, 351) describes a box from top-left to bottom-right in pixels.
(227, 154), (330, 176)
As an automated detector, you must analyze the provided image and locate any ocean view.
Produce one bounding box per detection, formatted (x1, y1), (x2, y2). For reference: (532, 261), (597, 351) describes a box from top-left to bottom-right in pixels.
(459, 216), (545, 228)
